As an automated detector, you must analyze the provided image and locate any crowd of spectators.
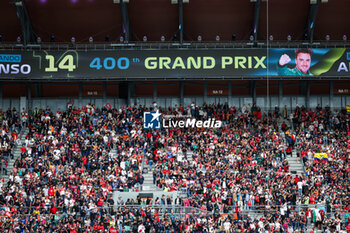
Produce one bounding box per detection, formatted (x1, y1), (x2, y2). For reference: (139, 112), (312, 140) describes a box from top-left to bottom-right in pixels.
(146, 103), (349, 232)
(0, 108), (21, 175)
(0, 106), (145, 232)
(0, 103), (348, 232)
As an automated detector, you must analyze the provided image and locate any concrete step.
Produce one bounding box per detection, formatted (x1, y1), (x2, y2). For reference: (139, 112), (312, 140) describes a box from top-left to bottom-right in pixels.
(288, 161), (303, 165)
(142, 171), (158, 191)
(288, 162), (302, 166)
(142, 186), (152, 191)
(289, 164), (303, 167)
(289, 165), (304, 169)
(289, 170), (304, 173)
(286, 149), (305, 177)
(289, 171), (304, 174)
(1, 128), (29, 183)
(143, 183), (154, 186)
(289, 167), (304, 170)
(288, 160), (302, 163)
(289, 169), (304, 172)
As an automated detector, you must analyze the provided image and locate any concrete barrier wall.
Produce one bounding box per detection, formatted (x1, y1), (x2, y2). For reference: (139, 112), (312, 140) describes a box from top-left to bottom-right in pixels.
(0, 96), (348, 112)
(113, 191), (181, 205)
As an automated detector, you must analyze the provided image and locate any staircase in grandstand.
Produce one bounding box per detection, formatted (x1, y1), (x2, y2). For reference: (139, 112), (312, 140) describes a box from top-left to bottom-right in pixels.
(279, 118), (305, 177)
(1, 128), (29, 184)
(141, 151), (163, 192)
(286, 151), (305, 176)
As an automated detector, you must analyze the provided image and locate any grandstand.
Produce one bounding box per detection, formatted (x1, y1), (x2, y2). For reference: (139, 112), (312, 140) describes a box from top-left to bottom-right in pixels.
(0, 0), (350, 232)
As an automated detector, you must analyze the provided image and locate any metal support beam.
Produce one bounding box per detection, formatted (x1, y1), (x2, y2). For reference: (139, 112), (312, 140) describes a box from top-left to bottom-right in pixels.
(127, 82), (132, 106)
(33, 83), (42, 98)
(14, 0), (36, 45)
(252, 0), (261, 44)
(0, 82), (3, 111)
(120, 0), (131, 42)
(228, 80), (232, 106)
(178, 0), (184, 44)
(278, 80), (283, 107)
(103, 82), (107, 99)
(306, 81), (310, 108)
(78, 82), (83, 99)
(180, 81), (184, 107)
(250, 81), (256, 104)
(329, 81), (334, 110)
(27, 83), (31, 109)
(204, 81), (208, 104)
(153, 81), (157, 103)
(305, 0), (319, 43)
(0, 82), (2, 99)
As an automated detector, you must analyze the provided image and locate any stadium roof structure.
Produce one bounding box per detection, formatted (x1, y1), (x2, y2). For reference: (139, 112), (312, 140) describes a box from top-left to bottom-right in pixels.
(1, 0), (349, 45)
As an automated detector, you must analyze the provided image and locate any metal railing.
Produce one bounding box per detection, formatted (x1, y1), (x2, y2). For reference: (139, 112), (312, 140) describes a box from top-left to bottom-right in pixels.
(115, 204), (209, 217)
(0, 204), (348, 223)
(0, 205), (114, 218)
(1, 40), (350, 50)
(114, 203), (350, 222)
(113, 203), (344, 213)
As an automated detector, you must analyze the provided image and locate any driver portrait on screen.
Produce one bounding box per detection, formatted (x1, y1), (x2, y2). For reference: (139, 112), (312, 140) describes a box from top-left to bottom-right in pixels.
(277, 48), (313, 76)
